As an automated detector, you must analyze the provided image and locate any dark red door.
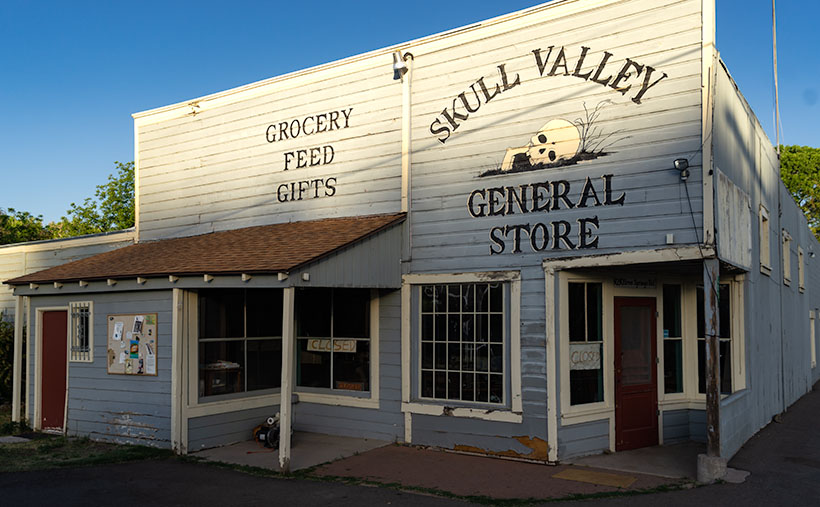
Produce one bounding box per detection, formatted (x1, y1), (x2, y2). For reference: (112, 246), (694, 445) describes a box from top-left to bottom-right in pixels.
(41, 310), (68, 431)
(614, 297), (658, 451)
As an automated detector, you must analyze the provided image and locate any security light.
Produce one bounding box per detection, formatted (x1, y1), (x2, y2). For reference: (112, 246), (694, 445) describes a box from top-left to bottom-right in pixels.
(674, 158), (690, 181)
(393, 51), (408, 80)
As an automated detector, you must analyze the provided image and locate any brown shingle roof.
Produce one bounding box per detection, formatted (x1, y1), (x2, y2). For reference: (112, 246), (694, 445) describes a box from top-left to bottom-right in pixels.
(5, 213), (405, 285)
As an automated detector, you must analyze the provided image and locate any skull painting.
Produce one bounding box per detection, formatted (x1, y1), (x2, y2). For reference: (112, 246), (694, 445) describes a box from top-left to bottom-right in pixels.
(526, 119), (581, 165)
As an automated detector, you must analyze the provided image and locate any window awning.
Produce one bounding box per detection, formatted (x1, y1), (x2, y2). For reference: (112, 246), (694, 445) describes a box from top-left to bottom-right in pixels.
(4, 213), (405, 286)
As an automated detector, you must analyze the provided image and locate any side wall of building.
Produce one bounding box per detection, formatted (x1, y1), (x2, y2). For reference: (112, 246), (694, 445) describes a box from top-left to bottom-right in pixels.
(0, 230), (136, 319)
(712, 60), (820, 459)
(27, 289), (173, 447)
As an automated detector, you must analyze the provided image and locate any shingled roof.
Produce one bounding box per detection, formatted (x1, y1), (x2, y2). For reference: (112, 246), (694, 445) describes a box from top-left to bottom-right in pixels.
(5, 213), (405, 285)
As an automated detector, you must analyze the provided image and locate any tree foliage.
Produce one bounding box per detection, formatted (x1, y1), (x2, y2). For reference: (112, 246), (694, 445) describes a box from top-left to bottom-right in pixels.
(0, 312), (24, 403)
(0, 208), (53, 245)
(54, 161), (135, 238)
(780, 145), (820, 240)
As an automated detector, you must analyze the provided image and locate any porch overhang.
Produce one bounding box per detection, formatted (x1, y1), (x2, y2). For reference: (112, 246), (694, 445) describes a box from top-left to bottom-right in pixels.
(4, 213), (406, 291)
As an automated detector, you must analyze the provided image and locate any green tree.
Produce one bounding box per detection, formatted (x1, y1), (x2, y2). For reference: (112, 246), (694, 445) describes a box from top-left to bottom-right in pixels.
(0, 208), (53, 245)
(55, 161), (135, 238)
(780, 145), (820, 240)
(0, 312), (24, 404)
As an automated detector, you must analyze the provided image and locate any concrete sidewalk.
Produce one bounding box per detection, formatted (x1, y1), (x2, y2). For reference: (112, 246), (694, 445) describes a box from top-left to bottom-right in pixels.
(314, 445), (688, 501)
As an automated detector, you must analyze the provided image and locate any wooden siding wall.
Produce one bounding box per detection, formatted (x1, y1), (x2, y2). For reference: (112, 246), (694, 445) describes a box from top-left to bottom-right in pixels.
(294, 289), (403, 441)
(131, 0), (707, 457)
(407, 0), (704, 274)
(713, 61), (820, 459)
(188, 406), (275, 451)
(135, 57), (404, 240)
(557, 419), (609, 458)
(404, 0), (703, 458)
(28, 290), (172, 447)
(0, 231), (135, 320)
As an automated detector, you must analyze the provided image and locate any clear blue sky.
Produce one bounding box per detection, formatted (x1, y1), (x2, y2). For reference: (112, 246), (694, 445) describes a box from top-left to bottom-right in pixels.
(1, 0), (817, 223)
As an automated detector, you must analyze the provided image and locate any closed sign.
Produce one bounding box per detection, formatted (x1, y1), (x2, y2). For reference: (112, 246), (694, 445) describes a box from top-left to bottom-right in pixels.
(307, 339), (357, 353)
(570, 343), (601, 370)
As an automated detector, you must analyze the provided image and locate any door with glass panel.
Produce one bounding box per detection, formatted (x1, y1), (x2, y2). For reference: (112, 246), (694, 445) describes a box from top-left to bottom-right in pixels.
(614, 297), (658, 451)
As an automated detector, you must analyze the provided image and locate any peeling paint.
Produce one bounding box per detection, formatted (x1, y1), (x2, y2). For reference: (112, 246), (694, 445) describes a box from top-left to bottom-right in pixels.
(105, 413), (157, 429)
(454, 436), (549, 461)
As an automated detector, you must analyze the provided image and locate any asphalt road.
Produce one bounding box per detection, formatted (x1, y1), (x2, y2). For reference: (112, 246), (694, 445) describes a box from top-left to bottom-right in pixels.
(2, 385), (819, 506)
(555, 384), (820, 507)
(0, 460), (461, 507)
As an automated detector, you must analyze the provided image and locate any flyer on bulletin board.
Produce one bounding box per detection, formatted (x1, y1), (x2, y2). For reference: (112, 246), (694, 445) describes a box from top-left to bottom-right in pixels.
(106, 313), (158, 376)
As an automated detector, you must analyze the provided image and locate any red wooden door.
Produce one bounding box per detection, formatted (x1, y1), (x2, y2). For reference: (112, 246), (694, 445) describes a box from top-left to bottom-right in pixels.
(614, 297), (658, 451)
(41, 310), (68, 431)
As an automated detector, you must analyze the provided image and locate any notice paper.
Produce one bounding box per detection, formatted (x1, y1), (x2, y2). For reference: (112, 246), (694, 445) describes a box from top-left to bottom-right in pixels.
(112, 321), (124, 341)
(133, 315), (145, 333)
(145, 343), (156, 375)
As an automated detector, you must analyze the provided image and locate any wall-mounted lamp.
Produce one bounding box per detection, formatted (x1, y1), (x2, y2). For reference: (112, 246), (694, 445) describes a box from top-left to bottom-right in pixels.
(392, 51), (413, 80)
(674, 158), (690, 181)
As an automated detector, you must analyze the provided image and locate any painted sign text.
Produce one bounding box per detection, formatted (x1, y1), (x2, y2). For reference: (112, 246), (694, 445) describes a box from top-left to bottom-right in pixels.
(431, 45), (668, 143)
(466, 174), (626, 254)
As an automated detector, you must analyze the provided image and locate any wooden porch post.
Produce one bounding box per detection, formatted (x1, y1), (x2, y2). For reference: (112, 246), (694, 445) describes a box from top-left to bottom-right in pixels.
(12, 295), (24, 423)
(279, 287), (295, 472)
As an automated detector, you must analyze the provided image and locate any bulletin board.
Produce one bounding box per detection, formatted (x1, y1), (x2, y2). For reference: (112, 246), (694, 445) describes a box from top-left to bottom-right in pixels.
(107, 313), (158, 376)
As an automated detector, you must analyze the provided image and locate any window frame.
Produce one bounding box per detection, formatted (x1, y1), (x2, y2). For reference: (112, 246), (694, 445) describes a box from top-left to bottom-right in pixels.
(567, 281), (605, 406)
(798, 246), (805, 293)
(402, 271), (522, 423)
(196, 288), (283, 403)
(759, 205), (772, 276)
(661, 284), (685, 395)
(811, 310), (816, 369)
(560, 273), (616, 424)
(417, 282), (506, 406)
(782, 229), (792, 286)
(692, 278), (746, 396)
(69, 301), (93, 363)
(293, 288), (380, 408)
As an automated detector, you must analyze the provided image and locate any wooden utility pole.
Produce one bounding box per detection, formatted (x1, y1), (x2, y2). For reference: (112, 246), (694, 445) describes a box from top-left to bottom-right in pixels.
(703, 258), (721, 457)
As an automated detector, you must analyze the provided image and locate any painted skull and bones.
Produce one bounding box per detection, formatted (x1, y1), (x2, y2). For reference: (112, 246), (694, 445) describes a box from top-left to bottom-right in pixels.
(500, 119), (582, 171)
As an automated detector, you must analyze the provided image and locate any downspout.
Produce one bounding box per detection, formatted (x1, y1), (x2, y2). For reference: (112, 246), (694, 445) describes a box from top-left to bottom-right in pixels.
(399, 51), (414, 263)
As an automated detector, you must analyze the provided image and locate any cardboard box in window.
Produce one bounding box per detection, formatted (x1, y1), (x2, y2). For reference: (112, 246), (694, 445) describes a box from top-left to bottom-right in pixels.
(335, 381), (364, 391)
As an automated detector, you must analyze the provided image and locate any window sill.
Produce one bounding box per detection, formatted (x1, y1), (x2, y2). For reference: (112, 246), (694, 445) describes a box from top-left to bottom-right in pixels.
(402, 402), (522, 423)
(659, 399), (706, 411)
(561, 403), (611, 425)
(187, 392), (281, 418)
(719, 388), (749, 407)
(296, 391), (379, 409)
(760, 264), (772, 276)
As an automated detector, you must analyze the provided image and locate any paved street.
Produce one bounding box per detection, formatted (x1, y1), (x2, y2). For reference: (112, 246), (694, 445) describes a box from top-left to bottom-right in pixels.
(2, 384), (819, 506)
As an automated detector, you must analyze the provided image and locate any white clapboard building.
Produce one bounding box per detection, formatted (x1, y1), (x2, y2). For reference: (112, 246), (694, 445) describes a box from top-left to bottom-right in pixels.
(5, 0), (818, 478)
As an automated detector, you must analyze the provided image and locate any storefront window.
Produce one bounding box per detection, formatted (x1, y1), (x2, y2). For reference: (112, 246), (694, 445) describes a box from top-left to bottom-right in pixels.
(569, 282), (603, 405)
(198, 289), (282, 399)
(697, 284), (732, 394)
(420, 283), (505, 404)
(663, 284), (683, 393)
(296, 288), (371, 392)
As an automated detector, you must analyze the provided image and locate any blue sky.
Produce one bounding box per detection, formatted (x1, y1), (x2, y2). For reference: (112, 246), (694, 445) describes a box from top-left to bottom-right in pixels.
(1, 0), (817, 223)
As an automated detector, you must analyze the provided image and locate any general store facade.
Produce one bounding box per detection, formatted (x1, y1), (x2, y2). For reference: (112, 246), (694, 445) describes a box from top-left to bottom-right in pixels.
(6, 0), (819, 472)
